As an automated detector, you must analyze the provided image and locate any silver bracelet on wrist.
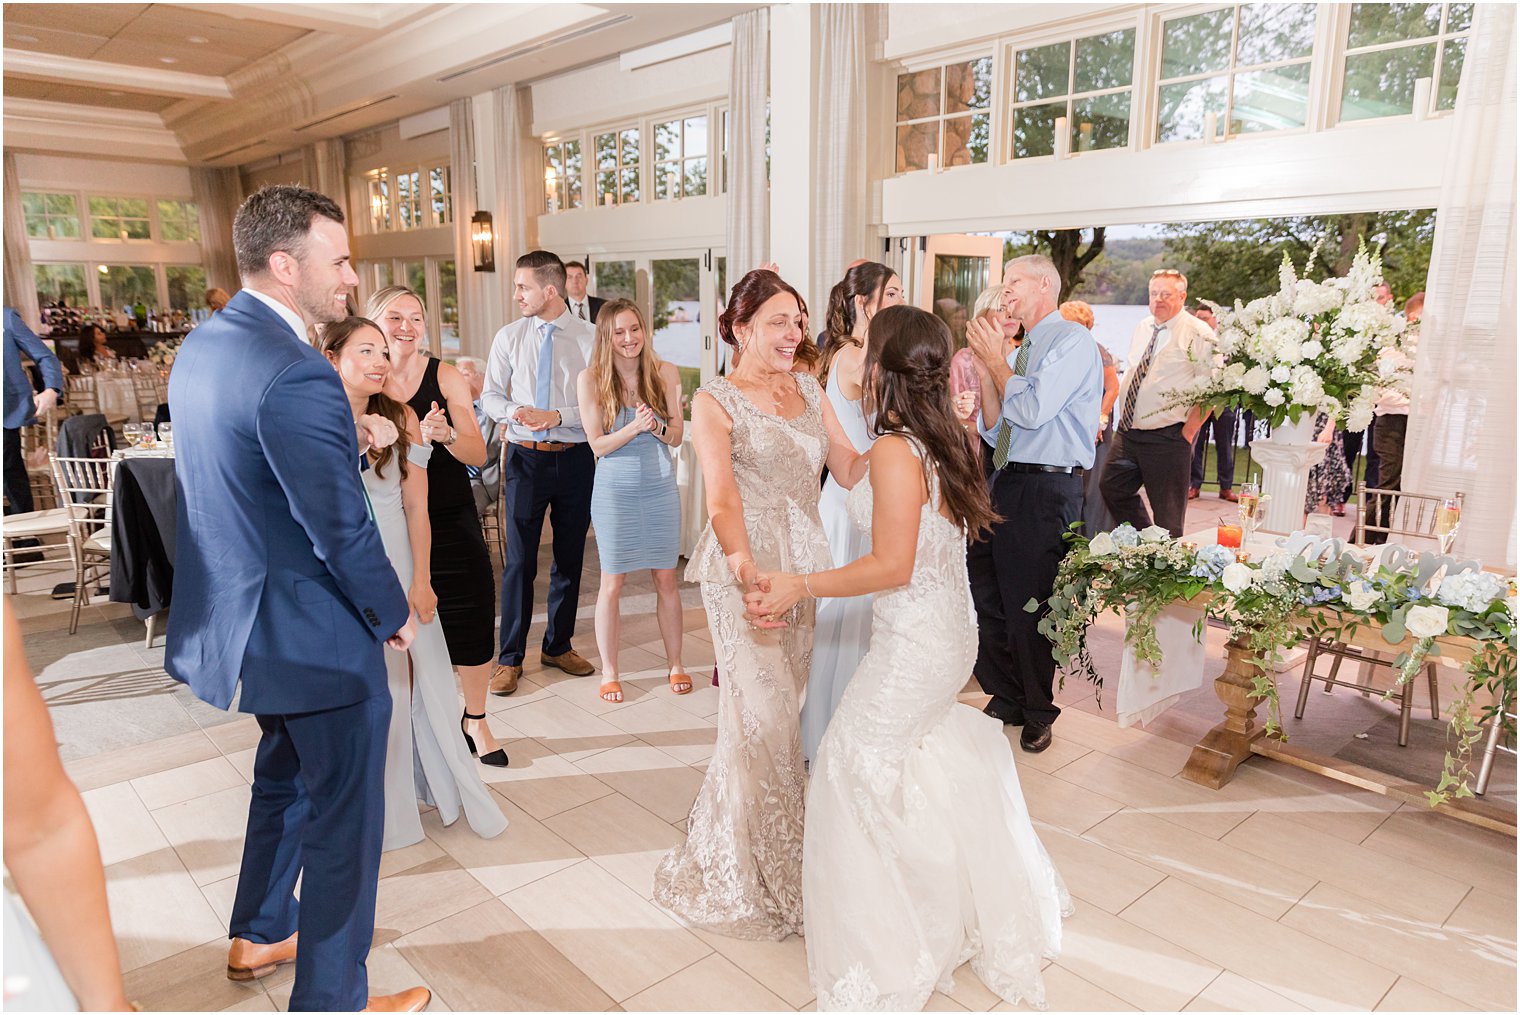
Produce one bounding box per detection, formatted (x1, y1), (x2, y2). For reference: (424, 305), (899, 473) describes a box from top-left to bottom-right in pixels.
(804, 573), (816, 598)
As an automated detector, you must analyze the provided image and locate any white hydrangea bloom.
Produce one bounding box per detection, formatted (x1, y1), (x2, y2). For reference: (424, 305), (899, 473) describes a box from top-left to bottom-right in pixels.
(1242, 365), (1271, 394)
(1270, 365), (1291, 383)
(1263, 387), (1286, 407)
(1300, 339), (1324, 360)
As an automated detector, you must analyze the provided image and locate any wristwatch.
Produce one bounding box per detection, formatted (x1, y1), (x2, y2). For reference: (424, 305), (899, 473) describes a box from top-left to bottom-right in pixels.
(444, 426), (457, 446)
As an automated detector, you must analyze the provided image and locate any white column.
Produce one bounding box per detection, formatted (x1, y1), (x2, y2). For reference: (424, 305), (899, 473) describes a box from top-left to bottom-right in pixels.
(1252, 415), (1327, 535)
(768, 3), (817, 309)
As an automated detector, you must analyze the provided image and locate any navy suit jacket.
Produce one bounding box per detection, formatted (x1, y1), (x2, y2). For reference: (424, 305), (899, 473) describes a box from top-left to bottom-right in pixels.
(165, 290), (409, 714)
(4, 308), (64, 429)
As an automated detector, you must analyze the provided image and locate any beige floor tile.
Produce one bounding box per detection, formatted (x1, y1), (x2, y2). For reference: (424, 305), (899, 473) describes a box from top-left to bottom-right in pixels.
(1055, 707), (1195, 777)
(1007, 729), (1090, 776)
(692, 928), (815, 1009)
(205, 717), (264, 755)
(502, 860), (711, 1001)
(1212, 760), (1401, 844)
(1443, 882), (1518, 940)
(640, 634), (717, 672)
(220, 994), (278, 1011)
(1373, 975), (1479, 1011)
(262, 942), (455, 1013)
(1122, 878), (1397, 1010)
(482, 671), (563, 712)
(603, 696), (719, 766)
(1019, 767), (1125, 836)
(131, 755), (246, 810)
(1038, 824), (1165, 915)
(1054, 752), (1252, 840)
(478, 735), (616, 819)
(1359, 808), (1518, 893)
(944, 961), (1004, 1011)
(500, 695), (636, 761)
(925, 992), (971, 1011)
(574, 743), (707, 823)
(373, 855), (494, 946)
(226, 747), (257, 783)
(65, 729), (220, 792)
(105, 847), (228, 973)
(992, 962), (1138, 1011)
(421, 793), (581, 896)
(396, 898), (614, 1011)
(1221, 811), (1472, 924)
(123, 938), (264, 1013)
(1279, 881), (1516, 1011)
(662, 673), (722, 721)
(543, 793), (685, 900)
(1086, 809), (1316, 919)
(1182, 970), (1309, 1011)
(82, 781), (170, 866)
(200, 873), (240, 926)
(620, 953), (791, 1011)
(1057, 901), (1220, 1010)
(379, 836), (447, 879)
(151, 783), (253, 886)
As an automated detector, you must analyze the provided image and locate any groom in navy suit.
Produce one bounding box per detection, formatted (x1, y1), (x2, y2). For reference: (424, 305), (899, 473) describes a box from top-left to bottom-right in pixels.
(166, 186), (427, 1012)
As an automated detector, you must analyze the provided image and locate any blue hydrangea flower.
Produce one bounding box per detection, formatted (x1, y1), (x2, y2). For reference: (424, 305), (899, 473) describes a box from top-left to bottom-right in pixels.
(1111, 524), (1140, 549)
(1189, 543), (1234, 580)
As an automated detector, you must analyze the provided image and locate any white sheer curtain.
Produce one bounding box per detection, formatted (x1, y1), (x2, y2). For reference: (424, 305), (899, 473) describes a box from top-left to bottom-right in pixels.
(449, 97), (495, 355)
(725, 7), (770, 287)
(811, 3), (868, 315)
(492, 82), (536, 312)
(191, 167), (243, 295)
(4, 153), (38, 326)
(1403, 2), (1517, 569)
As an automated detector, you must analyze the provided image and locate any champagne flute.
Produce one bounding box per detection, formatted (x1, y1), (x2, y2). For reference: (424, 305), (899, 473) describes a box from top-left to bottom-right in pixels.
(123, 421), (142, 448)
(1435, 498), (1461, 555)
(1238, 481), (1261, 540)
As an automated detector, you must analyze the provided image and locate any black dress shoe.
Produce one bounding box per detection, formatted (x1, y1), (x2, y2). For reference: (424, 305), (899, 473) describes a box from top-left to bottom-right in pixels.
(1020, 720), (1053, 753)
(982, 702), (1024, 726)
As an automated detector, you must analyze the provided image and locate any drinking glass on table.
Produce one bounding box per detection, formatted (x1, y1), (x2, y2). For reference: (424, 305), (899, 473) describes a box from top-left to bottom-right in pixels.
(1436, 498), (1461, 555)
(1237, 481), (1261, 540)
(122, 422), (142, 448)
(157, 422), (172, 449)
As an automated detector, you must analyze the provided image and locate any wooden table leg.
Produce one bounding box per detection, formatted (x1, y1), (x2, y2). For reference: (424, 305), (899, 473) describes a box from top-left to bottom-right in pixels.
(1182, 636), (1267, 789)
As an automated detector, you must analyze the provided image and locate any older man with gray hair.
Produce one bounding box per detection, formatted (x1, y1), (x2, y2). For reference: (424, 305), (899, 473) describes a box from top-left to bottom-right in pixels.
(964, 254), (1103, 753)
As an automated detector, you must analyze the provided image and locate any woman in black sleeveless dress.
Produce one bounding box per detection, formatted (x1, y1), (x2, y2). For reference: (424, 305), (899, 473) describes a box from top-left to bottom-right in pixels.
(368, 286), (505, 766)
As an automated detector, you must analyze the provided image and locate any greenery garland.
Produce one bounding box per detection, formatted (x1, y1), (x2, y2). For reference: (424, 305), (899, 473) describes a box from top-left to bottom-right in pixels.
(1031, 523), (1516, 804)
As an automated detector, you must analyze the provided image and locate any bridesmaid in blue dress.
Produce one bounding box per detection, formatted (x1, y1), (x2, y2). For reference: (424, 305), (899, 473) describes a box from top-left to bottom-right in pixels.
(803, 262), (904, 762)
(576, 299), (688, 703)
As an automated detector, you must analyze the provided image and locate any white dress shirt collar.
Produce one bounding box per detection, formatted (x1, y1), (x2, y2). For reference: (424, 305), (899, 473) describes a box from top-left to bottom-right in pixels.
(244, 289), (311, 345)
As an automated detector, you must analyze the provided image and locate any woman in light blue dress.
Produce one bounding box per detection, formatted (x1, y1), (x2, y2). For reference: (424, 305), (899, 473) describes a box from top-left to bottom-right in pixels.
(319, 318), (507, 852)
(803, 262), (904, 762)
(576, 299), (688, 704)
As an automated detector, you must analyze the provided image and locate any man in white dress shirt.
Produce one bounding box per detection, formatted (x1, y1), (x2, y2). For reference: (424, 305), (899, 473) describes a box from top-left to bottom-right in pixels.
(1099, 268), (1212, 537)
(481, 250), (597, 695)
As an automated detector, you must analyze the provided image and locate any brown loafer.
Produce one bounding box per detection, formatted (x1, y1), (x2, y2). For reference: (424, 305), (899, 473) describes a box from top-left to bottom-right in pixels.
(490, 664), (521, 696)
(541, 649), (595, 677)
(1187, 487), (1201, 500)
(226, 932), (297, 981)
(1219, 490), (1240, 502)
(363, 986), (431, 1012)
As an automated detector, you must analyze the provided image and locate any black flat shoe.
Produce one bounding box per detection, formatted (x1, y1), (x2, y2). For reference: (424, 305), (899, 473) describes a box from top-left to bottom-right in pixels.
(1020, 720), (1053, 753)
(461, 710), (509, 767)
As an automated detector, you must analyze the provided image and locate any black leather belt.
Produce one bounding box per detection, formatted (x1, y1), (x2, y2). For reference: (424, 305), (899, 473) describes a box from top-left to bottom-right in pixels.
(1003, 462), (1084, 476)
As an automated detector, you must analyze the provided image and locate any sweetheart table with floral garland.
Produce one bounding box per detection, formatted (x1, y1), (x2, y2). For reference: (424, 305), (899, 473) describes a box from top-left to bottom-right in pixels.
(1040, 523), (1516, 832)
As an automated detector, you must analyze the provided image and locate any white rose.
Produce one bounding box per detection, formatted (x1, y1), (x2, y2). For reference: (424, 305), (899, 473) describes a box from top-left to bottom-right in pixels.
(1270, 365), (1291, 383)
(1221, 562), (1255, 593)
(1222, 361), (1248, 385)
(1264, 388), (1286, 407)
(1404, 604), (1451, 639)
(1242, 366), (1270, 395)
(1344, 581), (1382, 612)
(1088, 531), (1117, 557)
(1300, 339), (1324, 360)
(1140, 525), (1170, 544)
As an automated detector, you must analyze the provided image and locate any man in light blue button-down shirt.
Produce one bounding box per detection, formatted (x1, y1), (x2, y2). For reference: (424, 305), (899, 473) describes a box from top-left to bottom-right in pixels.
(964, 255), (1103, 754)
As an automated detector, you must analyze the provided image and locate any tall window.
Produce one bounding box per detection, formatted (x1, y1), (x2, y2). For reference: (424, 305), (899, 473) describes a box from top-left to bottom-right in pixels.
(542, 139), (583, 213)
(594, 128), (640, 206)
(437, 259), (459, 356)
(429, 164), (452, 225)
(363, 163), (452, 232)
(34, 264), (87, 306)
(1156, 3), (1317, 142)
(1340, 3), (1473, 121)
(895, 56), (992, 172)
(22, 192), (80, 239)
(166, 266), (208, 309)
(594, 260), (636, 301)
(97, 265), (156, 309)
(367, 174), (391, 232)
(393, 170), (422, 230)
(1012, 29), (1135, 159)
(89, 196), (151, 240)
(157, 199), (200, 242)
(654, 115), (708, 200)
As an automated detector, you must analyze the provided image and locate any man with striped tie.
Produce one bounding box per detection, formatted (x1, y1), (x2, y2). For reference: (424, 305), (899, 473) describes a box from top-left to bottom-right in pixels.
(965, 254), (1103, 753)
(1099, 268), (1212, 538)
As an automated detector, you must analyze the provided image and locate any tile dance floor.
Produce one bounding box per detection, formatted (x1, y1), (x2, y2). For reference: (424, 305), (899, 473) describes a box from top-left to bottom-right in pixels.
(12, 514), (1517, 1012)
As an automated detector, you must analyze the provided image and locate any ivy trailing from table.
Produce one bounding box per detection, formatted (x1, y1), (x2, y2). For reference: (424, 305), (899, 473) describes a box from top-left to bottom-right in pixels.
(1031, 523), (1516, 803)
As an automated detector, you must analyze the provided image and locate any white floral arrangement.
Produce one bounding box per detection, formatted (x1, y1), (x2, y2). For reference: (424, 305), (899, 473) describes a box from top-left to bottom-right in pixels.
(146, 337), (183, 368)
(1164, 242), (1409, 431)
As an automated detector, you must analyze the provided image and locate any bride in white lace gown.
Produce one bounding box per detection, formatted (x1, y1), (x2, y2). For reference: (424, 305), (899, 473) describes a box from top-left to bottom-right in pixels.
(747, 306), (1070, 1011)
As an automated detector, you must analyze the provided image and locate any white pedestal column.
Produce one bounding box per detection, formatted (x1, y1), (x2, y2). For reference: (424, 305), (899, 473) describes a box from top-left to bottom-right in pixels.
(1252, 415), (1327, 535)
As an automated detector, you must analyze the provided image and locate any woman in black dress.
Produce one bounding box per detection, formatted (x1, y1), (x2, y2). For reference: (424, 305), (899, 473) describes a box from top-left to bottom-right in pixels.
(368, 286), (505, 766)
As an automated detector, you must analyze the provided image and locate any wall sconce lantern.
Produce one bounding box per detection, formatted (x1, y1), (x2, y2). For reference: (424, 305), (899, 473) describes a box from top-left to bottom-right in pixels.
(470, 211), (495, 272)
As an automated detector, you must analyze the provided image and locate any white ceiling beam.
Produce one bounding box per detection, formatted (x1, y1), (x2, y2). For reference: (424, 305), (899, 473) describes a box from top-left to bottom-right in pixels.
(4, 98), (186, 163)
(3, 49), (232, 99)
(173, 2), (432, 36)
(619, 23), (733, 73)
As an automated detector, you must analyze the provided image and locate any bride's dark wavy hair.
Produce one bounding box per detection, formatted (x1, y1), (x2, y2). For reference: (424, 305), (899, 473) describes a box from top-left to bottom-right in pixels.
(317, 316), (412, 480)
(863, 305), (998, 540)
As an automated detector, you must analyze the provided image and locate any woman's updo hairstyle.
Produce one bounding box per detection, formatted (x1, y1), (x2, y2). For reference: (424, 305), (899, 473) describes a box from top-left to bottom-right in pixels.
(820, 261), (896, 382)
(718, 268), (819, 370)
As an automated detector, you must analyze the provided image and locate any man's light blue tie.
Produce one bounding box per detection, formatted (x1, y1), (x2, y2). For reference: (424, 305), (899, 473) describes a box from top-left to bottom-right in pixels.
(533, 321), (556, 440)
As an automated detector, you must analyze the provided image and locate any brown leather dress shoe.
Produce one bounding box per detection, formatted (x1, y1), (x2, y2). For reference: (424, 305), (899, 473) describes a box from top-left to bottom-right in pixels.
(363, 986), (431, 1012)
(541, 649), (595, 676)
(1219, 490), (1240, 502)
(490, 664), (521, 695)
(226, 932), (297, 981)
(1187, 487), (1201, 500)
